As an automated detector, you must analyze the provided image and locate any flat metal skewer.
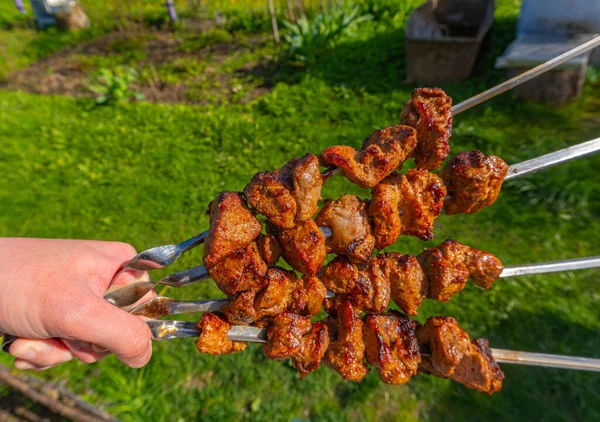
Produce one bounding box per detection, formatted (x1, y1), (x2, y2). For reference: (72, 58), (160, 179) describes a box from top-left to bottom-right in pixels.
(144, 321), (600, 372)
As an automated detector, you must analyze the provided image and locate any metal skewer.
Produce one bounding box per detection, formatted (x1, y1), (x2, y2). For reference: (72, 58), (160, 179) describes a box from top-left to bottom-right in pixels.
(145, 321), (600, 373)
(452, 35), (600, 115)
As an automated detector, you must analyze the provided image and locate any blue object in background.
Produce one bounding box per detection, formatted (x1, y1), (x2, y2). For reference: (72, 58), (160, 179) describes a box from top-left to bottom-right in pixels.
(14, 0), (27, 14)
(29, 0), (70, 29)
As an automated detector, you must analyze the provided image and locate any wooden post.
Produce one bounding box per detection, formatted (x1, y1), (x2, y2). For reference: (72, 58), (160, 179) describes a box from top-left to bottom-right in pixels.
(287, 0), (296, 22)
(267, 0), (280, 45)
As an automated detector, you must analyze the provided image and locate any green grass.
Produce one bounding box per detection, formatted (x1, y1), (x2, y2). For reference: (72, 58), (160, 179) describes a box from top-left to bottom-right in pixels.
(1, 0), (600, 421)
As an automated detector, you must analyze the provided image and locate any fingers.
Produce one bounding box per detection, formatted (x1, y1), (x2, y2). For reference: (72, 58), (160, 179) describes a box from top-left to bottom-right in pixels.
(51, 295), (153, 368)
(10, 338), (74, 370)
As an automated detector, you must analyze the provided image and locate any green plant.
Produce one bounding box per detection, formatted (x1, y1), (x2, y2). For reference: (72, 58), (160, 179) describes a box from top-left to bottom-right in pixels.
(283, 6), (372, 63)
(88, 66), (144, 105)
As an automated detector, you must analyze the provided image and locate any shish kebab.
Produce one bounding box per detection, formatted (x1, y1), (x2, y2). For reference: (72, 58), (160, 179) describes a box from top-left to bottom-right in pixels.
(104, 137), (600, 308)
(103, 35), (600, 281)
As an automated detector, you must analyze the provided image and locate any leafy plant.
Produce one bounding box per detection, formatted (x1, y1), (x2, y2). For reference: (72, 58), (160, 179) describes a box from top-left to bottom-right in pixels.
(89, 66), (144, 105)
(283, 6), (372, 63)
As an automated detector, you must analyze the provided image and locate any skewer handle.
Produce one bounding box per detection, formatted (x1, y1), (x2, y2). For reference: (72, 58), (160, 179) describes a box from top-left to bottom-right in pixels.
(500, 256), (600, 278)
(491, 348), (600, 372)
(452, 36), (600, 115)
(505, 137), (600, 181)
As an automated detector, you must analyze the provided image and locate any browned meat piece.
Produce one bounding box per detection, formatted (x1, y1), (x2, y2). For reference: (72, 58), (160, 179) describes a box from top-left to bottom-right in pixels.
(418, 240), (469, 302)
(223, 290), (258, 325)
(263, 313), (311, 360)
(324, 301), (369, 382)
(289, 275), (327, 317)
(223, 267), (297, 324)
(369, 170), (446, 245)
(292, 321), (330, 378)
(254, 267), (297, 319)
(276, 219), (327, 275)
(450, 338), (504, 394)
(195, 312), (247, 355)
(384, 253), (428, 316)
(319, 125), (417, 188)
(363, 311), (421, 385)
(208, 242), (268, 296)
(320, 255), (389, 314)
(203, 192), (263, 269)
(257, 234), (283, 267)
(416, 316), (471, 377)
(315, 195), (375, 263)
(400, 88), (452, 170)
(244, 154), (322, 228)
(463, 246), (504, 290)
(442, 151), (508, 215)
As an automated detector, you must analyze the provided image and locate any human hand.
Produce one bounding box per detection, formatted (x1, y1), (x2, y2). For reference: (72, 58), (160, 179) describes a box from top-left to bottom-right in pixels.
(0, 238), (155, 370)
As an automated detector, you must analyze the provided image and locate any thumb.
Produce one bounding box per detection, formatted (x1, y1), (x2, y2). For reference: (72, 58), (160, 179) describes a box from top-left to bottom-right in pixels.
(52, 295), (153, 368)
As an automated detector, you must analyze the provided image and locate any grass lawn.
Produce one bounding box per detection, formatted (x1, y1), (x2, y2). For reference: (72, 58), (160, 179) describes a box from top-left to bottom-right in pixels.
(1, 1), (600, 421)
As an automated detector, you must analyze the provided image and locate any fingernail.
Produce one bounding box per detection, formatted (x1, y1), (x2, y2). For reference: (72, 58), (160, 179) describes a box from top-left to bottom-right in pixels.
(91, 344), (109, 353)
(14, 360), (37, 370)
(11, 345), (36, 361)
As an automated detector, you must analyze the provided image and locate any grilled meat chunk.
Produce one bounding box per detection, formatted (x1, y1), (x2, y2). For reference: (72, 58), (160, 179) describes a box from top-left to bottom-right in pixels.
(363, 311), (421, 385)
(384, 253), (428, 316)
(450, 338), (504, 394)
(195, 312), (247, 355)
(203, 192), (263, 269)
(400, 88), (452, 170)
(244, 153), (322, 228)
(416, 316), (470, 377)
(320, 255), (389, 314)
(315, 195), (375, 263)
(258, 234), (283, 267)
(292, 321), (330, 378)
(276, 219), (327, 275)
(324, 301), (369, 382)
(463, 246), (504, 290)
(263, 313), (311, 360)
(208, 242), (268, 296)
(418, 240), (469, 302)
(369, 170), (446, 245)
(319, 125), (417, 188)
(288, 275), (327, 317)
(442, 151), (508, 215)
(223, 267), (297, 324)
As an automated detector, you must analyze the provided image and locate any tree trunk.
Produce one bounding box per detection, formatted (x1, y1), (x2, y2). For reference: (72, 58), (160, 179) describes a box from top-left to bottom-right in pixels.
(287, 0), (296, 22)
(295, 0), (305, 16)
(267, 0), (280, 45)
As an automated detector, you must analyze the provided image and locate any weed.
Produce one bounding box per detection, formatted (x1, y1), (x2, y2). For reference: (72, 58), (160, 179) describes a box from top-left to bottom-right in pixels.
(88, 66), (144, 105)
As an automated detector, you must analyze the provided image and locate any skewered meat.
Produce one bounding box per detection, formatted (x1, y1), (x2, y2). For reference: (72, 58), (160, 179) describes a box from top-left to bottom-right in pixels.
(288, 275), (327, 317)
(418, 241), (470, 302)
(258, 234), (283, 267)
(263, 313), (311, 360)
(416, 316), (471, 377)
(442, 151), (508, 215)
(384, 253), (428, 316)
(244, 153), (322, 228)
(363, 311), (421, 385)
(320, 255), (389, 314)
(324, 301), (369, 382)
(195, 312), (247, 355)
(400, 88), (452, 170)
(203, 192), (263, 269)
(315, 195), (375, 263)
(370, 169), (446, 245)
(319, 125), (418, 188)
(274, 218), (327, 275)
(450, 338), (504, 395)
(419, 239), (504, 301)
(223, 267), (296, 324)
(292, 321), (330, 378)
(208, 242), (268, 296)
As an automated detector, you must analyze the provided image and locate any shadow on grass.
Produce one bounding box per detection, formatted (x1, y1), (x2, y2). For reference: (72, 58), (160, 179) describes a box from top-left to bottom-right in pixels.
(424, 307), (600, 421)
(0, 387), (63, 421)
